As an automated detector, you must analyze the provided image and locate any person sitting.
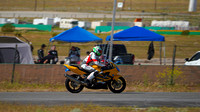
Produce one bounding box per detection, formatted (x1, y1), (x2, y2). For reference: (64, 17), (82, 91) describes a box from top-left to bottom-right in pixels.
(48, 45), (58, 64)
(67, 46), (80, 64)
(37, 44), (46, 63)
(39, 55), (55, 64)
(81, 46), (105, 86)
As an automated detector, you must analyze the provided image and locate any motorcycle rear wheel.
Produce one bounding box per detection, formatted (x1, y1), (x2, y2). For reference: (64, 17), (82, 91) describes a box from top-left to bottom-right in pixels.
(108, 77), (126, 93)
(65, 74), (84, 93)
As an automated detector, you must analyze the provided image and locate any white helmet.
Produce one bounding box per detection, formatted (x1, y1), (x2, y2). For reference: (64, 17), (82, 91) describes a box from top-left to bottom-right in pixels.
(93, 46), (102, 56)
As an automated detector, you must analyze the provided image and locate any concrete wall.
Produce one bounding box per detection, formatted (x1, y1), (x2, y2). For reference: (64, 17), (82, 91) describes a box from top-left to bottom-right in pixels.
(0, 64), (199, 84)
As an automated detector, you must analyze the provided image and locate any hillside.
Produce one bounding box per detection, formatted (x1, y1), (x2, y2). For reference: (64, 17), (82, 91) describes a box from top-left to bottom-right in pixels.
(0, 0), (199, 13)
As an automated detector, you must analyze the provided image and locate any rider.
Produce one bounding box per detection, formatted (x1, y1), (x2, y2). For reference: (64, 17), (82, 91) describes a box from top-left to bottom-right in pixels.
(81, 46), (104, 85)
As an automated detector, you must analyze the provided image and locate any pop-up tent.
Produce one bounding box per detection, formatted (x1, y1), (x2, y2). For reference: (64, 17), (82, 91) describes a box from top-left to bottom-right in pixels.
(106, 26), (166, 64)
(49, 26), (102, 64)
(0, 36), (34, 64)
(50, 26), (102, 43)
(106, 26), (165, 41)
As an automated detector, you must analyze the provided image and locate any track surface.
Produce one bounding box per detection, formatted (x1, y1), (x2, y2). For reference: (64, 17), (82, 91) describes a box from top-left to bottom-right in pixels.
(0, 92), (200, 107)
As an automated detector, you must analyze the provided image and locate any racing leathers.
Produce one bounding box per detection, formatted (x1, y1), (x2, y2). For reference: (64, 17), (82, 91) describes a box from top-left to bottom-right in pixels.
(81, 52), (104, 83)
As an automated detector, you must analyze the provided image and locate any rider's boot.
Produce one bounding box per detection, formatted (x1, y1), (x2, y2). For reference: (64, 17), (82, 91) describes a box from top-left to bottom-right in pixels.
(84, 79), (92, 86)
(84, 70), (98, 86)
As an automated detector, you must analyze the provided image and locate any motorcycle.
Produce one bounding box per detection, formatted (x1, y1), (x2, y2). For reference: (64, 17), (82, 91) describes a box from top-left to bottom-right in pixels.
(64, 60), (126, 93)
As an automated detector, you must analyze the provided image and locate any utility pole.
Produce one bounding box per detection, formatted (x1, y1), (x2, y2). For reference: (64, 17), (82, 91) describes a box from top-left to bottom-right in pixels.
(154, 0), (157, 10)
(188, 0), (197, 12)
(109, 0), (117, 61)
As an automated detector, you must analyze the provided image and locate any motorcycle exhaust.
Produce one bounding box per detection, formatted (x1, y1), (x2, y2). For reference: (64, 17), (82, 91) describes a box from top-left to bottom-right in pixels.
(64, 74), (86, 85)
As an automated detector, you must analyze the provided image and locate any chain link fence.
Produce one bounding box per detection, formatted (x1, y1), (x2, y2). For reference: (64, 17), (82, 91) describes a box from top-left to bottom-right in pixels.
(31, 43), (199, 65)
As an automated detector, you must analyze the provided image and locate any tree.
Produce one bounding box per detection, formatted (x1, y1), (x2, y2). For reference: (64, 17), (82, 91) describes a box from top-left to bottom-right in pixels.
(1, 23), (15, 32)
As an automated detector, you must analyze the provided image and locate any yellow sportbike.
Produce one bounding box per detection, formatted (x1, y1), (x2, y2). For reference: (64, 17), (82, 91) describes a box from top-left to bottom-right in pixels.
(64, 61), (126, 93)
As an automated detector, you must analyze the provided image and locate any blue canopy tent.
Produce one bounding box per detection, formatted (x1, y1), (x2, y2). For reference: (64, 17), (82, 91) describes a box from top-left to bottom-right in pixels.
(106, 26), (166, 65)
(106, 26), (165, 41)
(48, 26), (102, 64)
(50, 26), (102, 43)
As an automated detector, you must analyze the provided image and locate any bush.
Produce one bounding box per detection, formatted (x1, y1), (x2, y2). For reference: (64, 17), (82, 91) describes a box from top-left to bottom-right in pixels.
(52, 32), (59, 37)
(1, 23), (15, 32)
(156, 67), (183, 85)
(181, 30), (190, 35)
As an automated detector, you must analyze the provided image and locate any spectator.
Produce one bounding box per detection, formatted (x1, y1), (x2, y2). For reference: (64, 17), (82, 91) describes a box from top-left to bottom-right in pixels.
(48, 45), (58, 64)
(39, 55), (55, 64)
(37, 44), (46, 62)
(67, 46), (80, 64)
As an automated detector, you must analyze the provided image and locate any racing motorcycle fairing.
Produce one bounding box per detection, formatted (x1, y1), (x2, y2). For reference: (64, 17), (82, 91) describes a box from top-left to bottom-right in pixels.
(64, 64), (90, 75)
(64, 60), (126, 93)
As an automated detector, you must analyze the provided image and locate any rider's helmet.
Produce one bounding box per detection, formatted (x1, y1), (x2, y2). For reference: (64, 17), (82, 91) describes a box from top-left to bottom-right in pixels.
(93, 46), (102, 56)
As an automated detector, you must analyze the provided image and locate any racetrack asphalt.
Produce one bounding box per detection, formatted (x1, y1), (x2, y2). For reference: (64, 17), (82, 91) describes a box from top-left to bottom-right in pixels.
(0, 11), (163, 19)
(0, 92), (200, 107)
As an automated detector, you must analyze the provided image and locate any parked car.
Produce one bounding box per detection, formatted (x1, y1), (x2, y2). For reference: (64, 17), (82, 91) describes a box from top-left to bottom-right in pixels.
(185, 51), (200, 66)
(97, 44), (135, 64)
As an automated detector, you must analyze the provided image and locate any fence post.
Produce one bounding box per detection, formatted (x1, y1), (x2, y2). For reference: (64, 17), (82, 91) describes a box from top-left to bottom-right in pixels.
(159, 42), (162, 65)
(170, 45), (176, 85)
(11, 44), (17, 84)
(34, 0), (37, 11)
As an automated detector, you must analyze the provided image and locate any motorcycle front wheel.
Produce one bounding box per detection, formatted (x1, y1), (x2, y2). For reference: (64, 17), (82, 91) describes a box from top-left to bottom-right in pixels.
(65, 74), (84, 93)
(108, 77), (126, 93)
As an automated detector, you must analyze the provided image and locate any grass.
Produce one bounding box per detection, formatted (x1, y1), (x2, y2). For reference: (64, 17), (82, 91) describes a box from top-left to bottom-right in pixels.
(0, 102), (200, 112)
(0, 0), (200, 14)
(1, 31), (200, 59)
(126, 82), (200, 92)
(0, 81), (65, 92)
(0, 81), (199, 92)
